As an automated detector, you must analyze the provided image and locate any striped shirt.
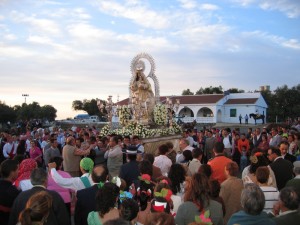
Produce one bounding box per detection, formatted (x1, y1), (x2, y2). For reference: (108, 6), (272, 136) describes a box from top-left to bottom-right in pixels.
(260, 186), (279, 213)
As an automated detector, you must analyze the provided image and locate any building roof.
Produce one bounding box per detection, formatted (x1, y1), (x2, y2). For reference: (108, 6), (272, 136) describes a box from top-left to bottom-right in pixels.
(224, 98), (258, 104)
(117, 94), (225, 106)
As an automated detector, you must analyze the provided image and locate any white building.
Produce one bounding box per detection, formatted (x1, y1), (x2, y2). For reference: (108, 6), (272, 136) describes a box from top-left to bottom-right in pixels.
(118, 93), (268, 124)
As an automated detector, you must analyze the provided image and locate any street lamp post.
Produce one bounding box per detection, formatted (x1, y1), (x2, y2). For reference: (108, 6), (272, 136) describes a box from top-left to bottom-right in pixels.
(22, 94), (29, 104)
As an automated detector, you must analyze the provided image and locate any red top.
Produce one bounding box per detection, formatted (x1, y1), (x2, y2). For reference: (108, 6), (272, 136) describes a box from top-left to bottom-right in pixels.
(208, 155), (232, 184)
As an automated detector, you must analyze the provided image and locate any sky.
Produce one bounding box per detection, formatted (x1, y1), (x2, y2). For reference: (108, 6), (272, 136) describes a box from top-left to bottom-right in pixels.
(1, 0), (300, 119)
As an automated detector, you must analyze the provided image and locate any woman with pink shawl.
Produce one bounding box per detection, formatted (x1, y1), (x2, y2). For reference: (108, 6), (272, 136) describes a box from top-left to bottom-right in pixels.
(29, 140), (43, 167)
(14, 158), (37, 189)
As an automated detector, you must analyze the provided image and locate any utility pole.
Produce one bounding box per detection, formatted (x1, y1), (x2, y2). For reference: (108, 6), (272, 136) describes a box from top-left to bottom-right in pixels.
(22, 94), (29, 104)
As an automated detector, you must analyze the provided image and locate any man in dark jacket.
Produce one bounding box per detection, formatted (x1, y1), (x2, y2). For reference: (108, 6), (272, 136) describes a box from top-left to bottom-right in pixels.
(8, 168), (70, 225)
(272, 187), (300, 225)
(119, 146), (140, 190)
(75, 165), (109, 225)
(268, 147), (294, 190)
(0, 159), (20, 225)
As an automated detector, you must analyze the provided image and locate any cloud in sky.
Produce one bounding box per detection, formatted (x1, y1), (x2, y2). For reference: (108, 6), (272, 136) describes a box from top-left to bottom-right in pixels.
(0, 0), (299, 119)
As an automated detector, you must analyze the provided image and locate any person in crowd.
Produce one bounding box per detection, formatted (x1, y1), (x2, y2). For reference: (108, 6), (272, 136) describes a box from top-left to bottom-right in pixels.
(168, 164), (186, 198)
(119, 146), (140, 190)
(237, 133), (250, 166)
(94, 138), (107, 165)
(269, 128), (282, 148)
(209, 179), (225, 217)
(208, 142), (232, 184)
(0, 159), (20, 225)
(139, 160), (153, 181)
(197, 130), (205, 150)
(47, 157), (72, 215)
(175, 173), (223, 225)
(29, 140), (42, 167)
(62, 136), (92, 177)
(104, 136), (123, 178)
(198, 164), (212, 179)
(43, 139), (61, 166)
(119, 198), (139, 225)
(86, 136), (98, 162)
(43, 133), (57, 156)
(257, 133), (269, 154)
(188, 148), (202, 176)
(287, 134), (297, 155)
(16, 139), (26, 158)
(15, 159), (37, 191)
(279, 141), (296, 163)
(165, 141), (177, 164)
(253, 128), (262, 148)
(267, 147), (294, 190)
(227, 183), (275, 225)
(245, 114), (249, 124)
(48, 157), (94, 191)
(154, 179), (181, 214)
(75, 137), (83, 149)
(285, 161), (300, 195)
(17, 191), (52, 225)
(2, 135), (18, 159)
(180, 150), (193, 169)
(271, 187), (300, 225)
(150, 196), (172, 214)
(204, 130), (216, 163)
(183, 129), (198, 147)
(87, 182), (120, 225)
(231, 133), (240, 165)
(220, 161), (244, 224)
(143, 153), (162, 181)
(144, 212), (175, 225)
(176, 139), (194, 163)
(135, 174), (154, 225)
(255, 166), (279, 213)
(75, 165), (109, 225)
(242, 151), (277, 188)
(214, 130), (222, 143)
(9, 168), (70, 225)
(221, 128), (232, 158)
(132, 136), (144, 161)
(154, 144), (172, 176)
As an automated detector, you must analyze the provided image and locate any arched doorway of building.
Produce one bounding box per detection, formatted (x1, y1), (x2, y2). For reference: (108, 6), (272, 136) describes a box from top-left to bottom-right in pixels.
(197, 107), (214, 117)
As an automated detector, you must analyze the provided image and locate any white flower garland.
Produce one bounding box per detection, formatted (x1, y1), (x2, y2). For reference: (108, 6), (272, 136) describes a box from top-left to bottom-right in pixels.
(118, 106), (131, 126)
(153, 104), (168, 126)
(99, 121), (182, 138)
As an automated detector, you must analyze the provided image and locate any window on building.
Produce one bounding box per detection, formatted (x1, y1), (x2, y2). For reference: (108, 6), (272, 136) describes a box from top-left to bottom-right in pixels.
(230, 109), (237, 117)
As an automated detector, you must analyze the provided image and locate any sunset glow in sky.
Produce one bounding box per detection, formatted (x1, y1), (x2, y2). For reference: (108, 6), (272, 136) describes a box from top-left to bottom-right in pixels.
(1, 0), (299, 119)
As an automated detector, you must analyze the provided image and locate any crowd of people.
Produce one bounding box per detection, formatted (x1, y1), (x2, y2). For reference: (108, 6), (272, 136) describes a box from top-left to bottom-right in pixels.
(0, 123), (300, 225)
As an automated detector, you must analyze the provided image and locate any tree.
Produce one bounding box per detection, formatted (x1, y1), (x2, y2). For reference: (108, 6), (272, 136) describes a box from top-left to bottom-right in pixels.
(260, 84), (300, 122)
(0, 101), (17, 124)
(227, 88), (245, 93)
(14, 102), (57, 122)
(195, 87), (204, 95)
(82, 99), (99, 116)
(40, 105), (57, 121)
(72, 98), (107, 117)
(182, 89), (194, 95)
(195, 86), (223, 94)
(72, 100), (83, 111)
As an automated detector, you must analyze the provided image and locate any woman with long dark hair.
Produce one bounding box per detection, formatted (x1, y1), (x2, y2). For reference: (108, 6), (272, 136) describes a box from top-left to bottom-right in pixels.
(175, 173), (223, 225)
(87, 182), (120, 225)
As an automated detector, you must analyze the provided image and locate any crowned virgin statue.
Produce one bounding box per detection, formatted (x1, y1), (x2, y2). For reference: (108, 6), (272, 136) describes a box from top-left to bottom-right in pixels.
(130, 62), (156, 125)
